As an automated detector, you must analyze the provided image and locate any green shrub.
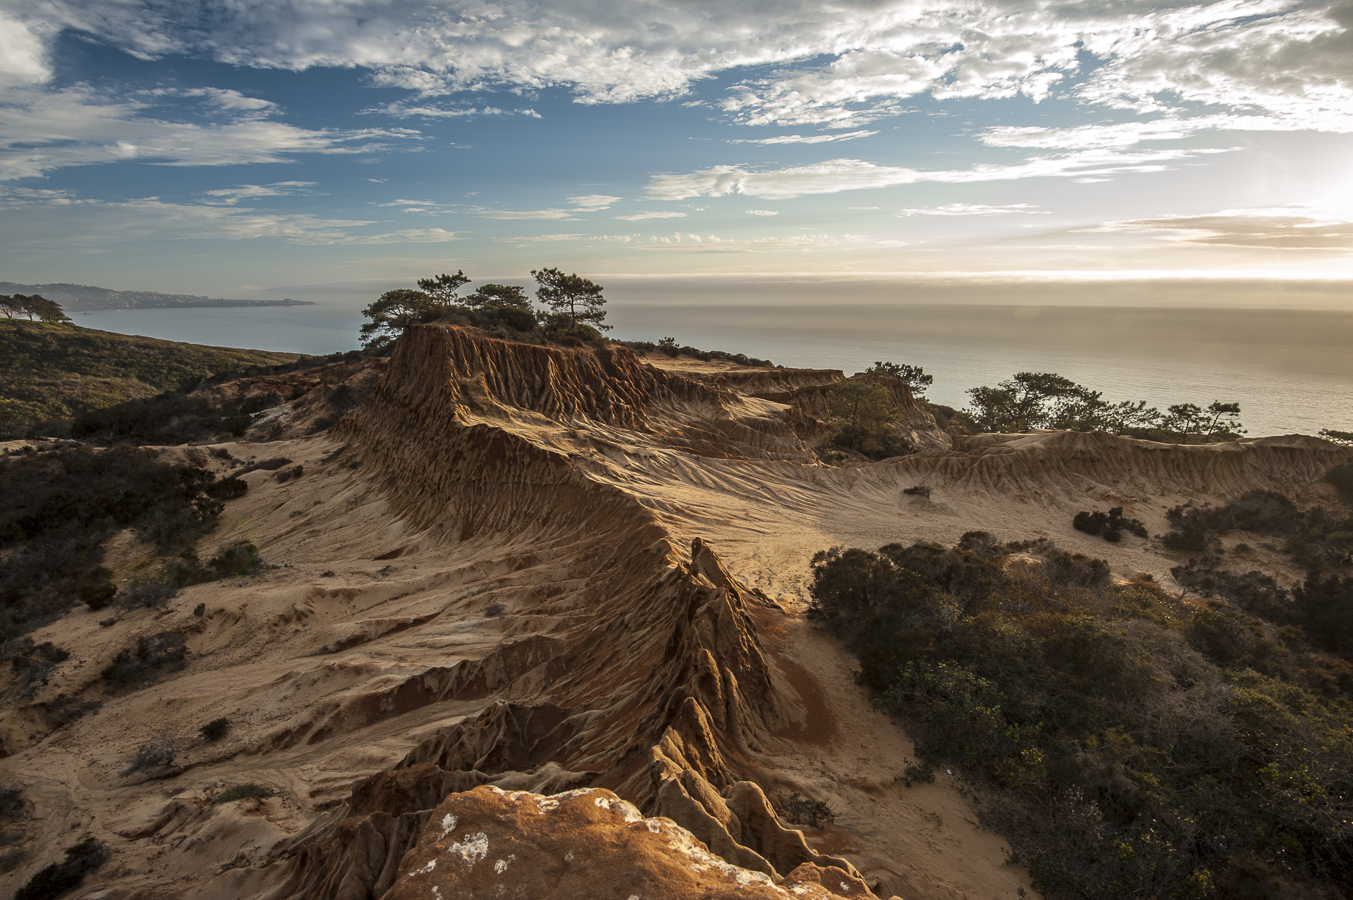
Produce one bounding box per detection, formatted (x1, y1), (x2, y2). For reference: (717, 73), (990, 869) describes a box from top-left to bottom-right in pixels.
(1163, 491), (1321, 554)
(10, 640), (69, 696)
(14, 838), (108, 900)
(1324, 462), (1353, 505)
(1073, 507), (1148, 542)
(818, 380), (910, 460)
(200, 718), (230, 742)
(0, 784), (21, 818)
(808, 536), (1353, 900)
(1171, 560), (1292, 624)
(41, 694), (101, 730)
(101, 632), (187, 690)
(0, 446), (248, 647)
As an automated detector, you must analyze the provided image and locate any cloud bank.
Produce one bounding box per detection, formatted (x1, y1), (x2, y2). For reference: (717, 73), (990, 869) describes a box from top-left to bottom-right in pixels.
(3, 0), (1350, 134)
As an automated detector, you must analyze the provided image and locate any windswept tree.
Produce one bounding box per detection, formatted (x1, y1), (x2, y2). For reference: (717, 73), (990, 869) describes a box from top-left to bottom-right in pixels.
(967, 372), (1084, 432)
(1163, 401), (1245, 440)
(865, 361), (933, 398)
(2, 294), (69, 324)
(964, 371), (1246, 441)
(465, 283), (530, 312)
(416, 271), (470, 305)
(822, 379), (906, 459)
(532, 267), (608, 333)
(359, 271), (469, 349)
(966, 372), (1165, 434)
(464, 282), (536, 330)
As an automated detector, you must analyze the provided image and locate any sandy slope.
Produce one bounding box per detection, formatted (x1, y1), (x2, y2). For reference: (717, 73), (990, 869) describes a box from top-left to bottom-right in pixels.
(2, 327), (1347, 900)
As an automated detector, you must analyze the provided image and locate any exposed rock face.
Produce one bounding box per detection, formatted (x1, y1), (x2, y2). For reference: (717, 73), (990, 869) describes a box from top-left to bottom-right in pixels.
(5, 324), (1348, 900)
(382, 785), (892, 900)
(895, 431), (1350, 500)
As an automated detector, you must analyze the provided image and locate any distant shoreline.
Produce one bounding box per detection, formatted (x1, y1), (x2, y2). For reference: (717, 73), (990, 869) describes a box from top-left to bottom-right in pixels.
(0, 281), (316, 311)
(71, 298), (317, 310)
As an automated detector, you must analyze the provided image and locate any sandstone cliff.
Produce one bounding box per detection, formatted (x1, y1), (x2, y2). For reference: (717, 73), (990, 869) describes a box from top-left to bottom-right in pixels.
(1, 325), (1346, 900)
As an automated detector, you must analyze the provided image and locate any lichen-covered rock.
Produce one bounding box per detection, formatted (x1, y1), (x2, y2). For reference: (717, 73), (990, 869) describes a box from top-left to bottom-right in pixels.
(381, 785), (892, 900)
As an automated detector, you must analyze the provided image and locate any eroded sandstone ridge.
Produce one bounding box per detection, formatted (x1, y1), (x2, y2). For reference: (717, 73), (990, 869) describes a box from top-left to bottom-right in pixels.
(2, 325), (1347, 900)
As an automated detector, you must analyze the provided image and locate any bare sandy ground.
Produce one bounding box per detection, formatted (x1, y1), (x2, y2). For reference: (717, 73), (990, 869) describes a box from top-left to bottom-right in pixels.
(2, 329), (1346, 899)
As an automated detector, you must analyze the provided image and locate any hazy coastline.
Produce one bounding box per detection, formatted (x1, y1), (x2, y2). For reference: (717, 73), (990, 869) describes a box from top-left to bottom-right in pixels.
(74, 301), (1353, 440)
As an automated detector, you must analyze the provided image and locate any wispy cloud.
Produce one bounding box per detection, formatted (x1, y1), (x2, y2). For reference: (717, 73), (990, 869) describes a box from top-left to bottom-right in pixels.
(569, 194), (622, 211)
(494, 233), (589, 243)
(372, 198), (458, 215)
(0, 84), (408, 180)
(648, 148), (1231, 200)
(0, 187), (456, 246)
(1083, 207), (1353, 251)
(898, 203), (1047, 216)
(731, 130), (878, 145)
(479, 193), (621, 220)
(367, 100), (542, 119)
(616, 210), (686, 221)
(640, 232), (849, 253)
(202, 181), (318, 205)
(745, 209), (779, 216)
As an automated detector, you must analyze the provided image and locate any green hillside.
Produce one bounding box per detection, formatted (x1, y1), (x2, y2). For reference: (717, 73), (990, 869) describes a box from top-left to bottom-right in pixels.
(0, 320), (302, 436)
(0, 281), (314, 310)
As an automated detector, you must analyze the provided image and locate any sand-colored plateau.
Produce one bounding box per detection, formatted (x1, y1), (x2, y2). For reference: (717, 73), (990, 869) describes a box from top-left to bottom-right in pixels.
(2, 325), (1348, 899)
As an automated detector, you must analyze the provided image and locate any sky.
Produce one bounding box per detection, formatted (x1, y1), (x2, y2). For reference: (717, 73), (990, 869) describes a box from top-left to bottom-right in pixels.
(1, 0), (1353, 303)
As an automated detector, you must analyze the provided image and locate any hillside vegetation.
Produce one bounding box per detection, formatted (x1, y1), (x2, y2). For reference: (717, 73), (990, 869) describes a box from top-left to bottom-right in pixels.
(811, 521), (1353, 900)
(0, 320), (301, 436)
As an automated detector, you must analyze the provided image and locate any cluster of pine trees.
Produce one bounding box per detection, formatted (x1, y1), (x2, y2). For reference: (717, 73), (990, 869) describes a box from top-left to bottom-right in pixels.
(360, 268), (606, 349)
(0, 294), (69, 324)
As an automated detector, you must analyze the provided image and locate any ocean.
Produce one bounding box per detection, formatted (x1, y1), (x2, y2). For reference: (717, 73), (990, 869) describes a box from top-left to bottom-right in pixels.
(74, 301), (1353, 440)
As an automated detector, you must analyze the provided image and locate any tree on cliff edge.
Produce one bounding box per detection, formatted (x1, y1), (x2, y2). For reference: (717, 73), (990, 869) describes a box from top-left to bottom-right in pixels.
(532, 268), (608, 334)
(359, 271), (469, 349)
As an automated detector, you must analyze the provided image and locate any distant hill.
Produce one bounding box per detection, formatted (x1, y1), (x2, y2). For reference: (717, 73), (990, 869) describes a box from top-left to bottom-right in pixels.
(0, 319), (303, 435)
(0, 281), (314, 311)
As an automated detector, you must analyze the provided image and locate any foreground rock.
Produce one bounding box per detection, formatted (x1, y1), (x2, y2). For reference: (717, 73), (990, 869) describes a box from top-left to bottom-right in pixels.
(383, 785), (892, 900)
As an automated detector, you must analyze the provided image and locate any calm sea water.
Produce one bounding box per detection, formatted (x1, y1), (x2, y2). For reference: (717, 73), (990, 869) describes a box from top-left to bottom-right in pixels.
(75, 302), (1353, 439)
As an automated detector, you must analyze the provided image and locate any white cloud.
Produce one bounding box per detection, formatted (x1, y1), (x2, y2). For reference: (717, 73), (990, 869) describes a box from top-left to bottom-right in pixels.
(898, 203), (1047, 216)
(0, 187), (456, 246)
(494, 233), (589, 243)
(372, 197), (458, 215)
(202, 181), (317, 205)
(479, 193), (621, 219)
(337, 228), (458, 245)
(568, 194), (622, 211)
(0, 84), (406, 180)
(1084, 206), (1353, 251)
(480, 208), (578, 220)
(616, 211), (686, 221)
(731, 130), (878, 145)
(0, 11), (50, 87)
(366, 100), (541, 119)
(10, 0), (1352, 134)
(640, 232), (848, 253)
(647, 148), (1230, 200)
(745, 209), (779, 216)
(980, 111), (1353, 152)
